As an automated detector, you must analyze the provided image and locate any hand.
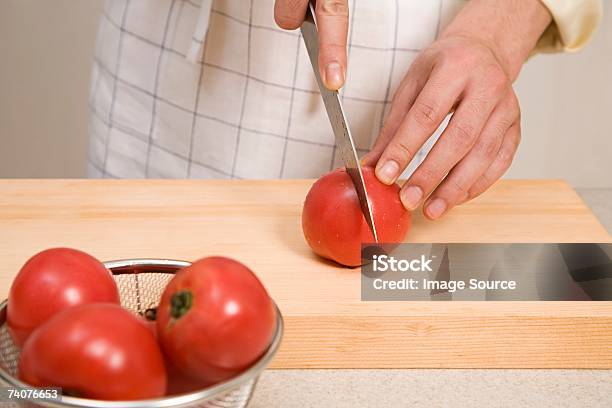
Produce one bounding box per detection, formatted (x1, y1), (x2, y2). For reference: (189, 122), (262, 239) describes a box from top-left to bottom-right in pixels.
(364, 35), (521, 220)
(274, 0), (348, 90)
(363, 0), (552, 220)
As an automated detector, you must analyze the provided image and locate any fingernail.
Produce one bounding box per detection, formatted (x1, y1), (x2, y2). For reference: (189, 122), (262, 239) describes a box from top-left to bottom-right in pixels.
(400, 186), (423, 210)
(375, 160), (400, 184)
(426, 198), (447, 219)
(325, 62), (344, 90)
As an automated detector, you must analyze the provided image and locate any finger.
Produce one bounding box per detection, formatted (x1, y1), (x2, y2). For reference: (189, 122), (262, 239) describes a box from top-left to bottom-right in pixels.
(402, 67), (510, 212)
(361, 57), (434, 167)
(395, 93), (493, 212)
(464, 121), (521, 202)
(315, 0), (349, 90)
(423, 92), (520, 219)
(274, 0), (310, 30)
(374, 64), (465, 186)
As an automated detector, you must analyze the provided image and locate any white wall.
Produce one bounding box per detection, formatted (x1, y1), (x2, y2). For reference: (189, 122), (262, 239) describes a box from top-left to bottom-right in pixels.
(0, 0), (104, 178)
(510, 3), (612, 188)
(0, 1), (610, 187)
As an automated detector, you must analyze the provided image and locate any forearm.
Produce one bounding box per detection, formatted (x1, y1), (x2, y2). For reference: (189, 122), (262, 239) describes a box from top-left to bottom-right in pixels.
(440, 0), (552, 80)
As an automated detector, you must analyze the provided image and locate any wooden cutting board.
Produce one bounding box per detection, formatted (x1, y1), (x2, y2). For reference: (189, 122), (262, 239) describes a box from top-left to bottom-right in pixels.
(0, 179), (610, 368)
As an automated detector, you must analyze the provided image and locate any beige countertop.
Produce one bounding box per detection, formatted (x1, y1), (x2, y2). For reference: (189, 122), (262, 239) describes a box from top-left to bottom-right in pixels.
(250, 188), (612, 408)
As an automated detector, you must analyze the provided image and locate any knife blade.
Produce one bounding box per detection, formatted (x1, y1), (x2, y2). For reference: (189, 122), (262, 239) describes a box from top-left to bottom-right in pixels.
(300, 3), (379, 242)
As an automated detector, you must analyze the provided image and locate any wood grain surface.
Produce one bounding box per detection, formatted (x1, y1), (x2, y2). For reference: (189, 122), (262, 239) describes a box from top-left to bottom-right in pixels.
(0, 179), (610, 368)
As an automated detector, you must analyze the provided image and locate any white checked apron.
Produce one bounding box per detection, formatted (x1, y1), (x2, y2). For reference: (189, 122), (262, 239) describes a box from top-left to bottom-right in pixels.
(89, 0), (462, 179)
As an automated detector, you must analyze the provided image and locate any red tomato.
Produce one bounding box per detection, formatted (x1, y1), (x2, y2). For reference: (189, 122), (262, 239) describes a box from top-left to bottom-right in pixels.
(140, 315), (158, 340)
(157, 257), (276, 385)
(7, 248), (120, 346)
(140, 311), (208, 395)
(19, 303), (167, 400)
(140, 313), (209, 396)
(164, 356), (212, 396)
(302, 166), (411, 266)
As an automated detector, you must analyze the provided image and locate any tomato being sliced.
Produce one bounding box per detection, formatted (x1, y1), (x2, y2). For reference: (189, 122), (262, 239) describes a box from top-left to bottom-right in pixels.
(7, 248), (120, 346)
(18, 303), (167, 400)
(302, 167), (412, 266)
(157, 257), (276, 385)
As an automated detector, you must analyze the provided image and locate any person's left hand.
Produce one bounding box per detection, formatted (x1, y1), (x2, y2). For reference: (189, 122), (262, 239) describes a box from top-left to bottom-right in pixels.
(362, 34), (521, 220)
(362, 0), (552, 220)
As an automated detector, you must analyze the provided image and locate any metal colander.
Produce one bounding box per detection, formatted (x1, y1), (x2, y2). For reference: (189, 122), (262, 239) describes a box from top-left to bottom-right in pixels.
(0, 259), (283, 408)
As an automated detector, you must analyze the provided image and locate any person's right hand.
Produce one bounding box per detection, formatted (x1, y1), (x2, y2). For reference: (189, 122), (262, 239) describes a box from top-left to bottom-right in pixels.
(274, 0), (349, 90)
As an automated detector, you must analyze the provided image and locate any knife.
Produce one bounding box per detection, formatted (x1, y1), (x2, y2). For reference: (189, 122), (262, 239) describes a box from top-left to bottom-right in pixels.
(300, 3), (379, 242)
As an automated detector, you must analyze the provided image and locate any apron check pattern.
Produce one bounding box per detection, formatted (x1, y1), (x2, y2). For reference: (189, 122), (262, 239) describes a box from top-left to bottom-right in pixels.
(89, 0), (455, 179)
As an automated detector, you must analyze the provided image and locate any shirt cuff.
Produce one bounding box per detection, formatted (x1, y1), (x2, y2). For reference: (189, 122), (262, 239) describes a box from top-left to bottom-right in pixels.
(535, 0), (602, 53)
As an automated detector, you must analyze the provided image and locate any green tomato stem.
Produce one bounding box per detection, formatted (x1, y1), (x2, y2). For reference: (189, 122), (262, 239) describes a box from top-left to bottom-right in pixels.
(170, 290), (193, 319)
